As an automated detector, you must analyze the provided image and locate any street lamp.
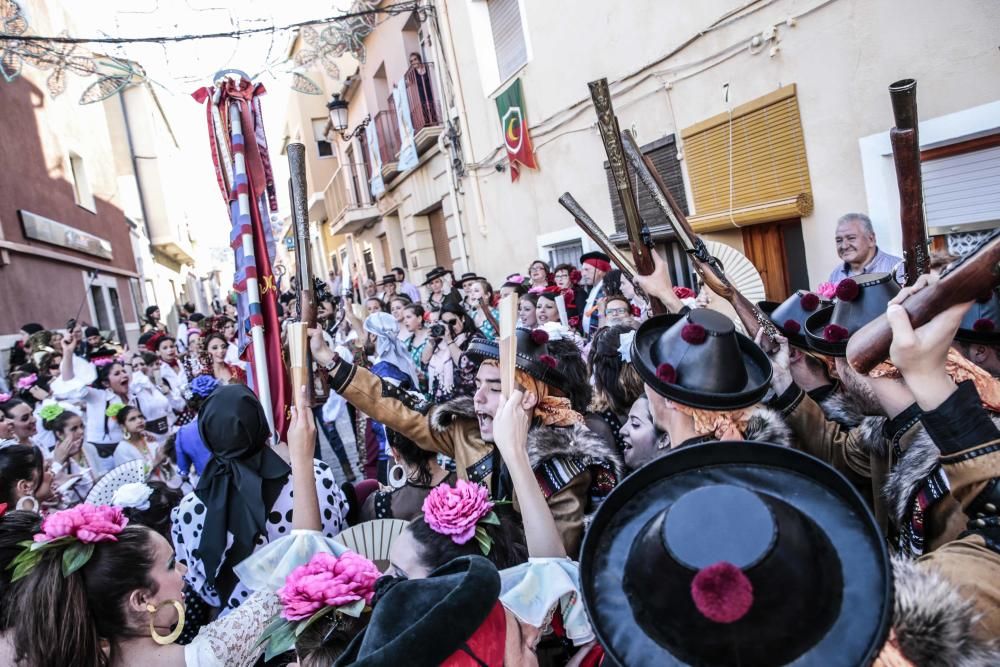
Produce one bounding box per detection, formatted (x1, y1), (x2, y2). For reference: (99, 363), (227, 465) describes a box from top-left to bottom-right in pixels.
(327, 93), (370, 141)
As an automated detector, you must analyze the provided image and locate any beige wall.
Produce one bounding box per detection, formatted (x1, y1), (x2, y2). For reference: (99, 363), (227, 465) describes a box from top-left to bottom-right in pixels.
(441, 0), (1000, 288)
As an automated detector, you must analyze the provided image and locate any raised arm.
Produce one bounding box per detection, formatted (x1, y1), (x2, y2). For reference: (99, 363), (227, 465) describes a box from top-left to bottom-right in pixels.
(288, 385), (321, 531)
(59, 328), (79, 381)
(493, 389), (566, 558)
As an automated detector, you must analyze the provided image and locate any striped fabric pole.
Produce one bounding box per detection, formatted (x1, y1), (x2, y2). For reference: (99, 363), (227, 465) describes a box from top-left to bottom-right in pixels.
(229, 100), (276, 435)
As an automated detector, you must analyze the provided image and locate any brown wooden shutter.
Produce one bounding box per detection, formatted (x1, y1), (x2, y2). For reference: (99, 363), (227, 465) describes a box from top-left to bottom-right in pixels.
(428, 207), (453, 270)
(681, 85), (813, 232)
(604, 134), (688, 240)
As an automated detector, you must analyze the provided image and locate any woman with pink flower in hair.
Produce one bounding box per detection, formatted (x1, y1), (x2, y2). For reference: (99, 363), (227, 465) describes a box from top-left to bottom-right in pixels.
(11, 385), (335, 666)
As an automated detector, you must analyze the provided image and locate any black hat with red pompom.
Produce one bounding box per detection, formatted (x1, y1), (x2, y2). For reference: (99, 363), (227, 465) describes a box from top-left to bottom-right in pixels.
(954, 288), (1000, 346)
(631, 309), (772, 410)
(579, 440), (892, 667)
(758, 291), (828, 350)
(465, 327), (569, 392)
(804, 273), (900, 357)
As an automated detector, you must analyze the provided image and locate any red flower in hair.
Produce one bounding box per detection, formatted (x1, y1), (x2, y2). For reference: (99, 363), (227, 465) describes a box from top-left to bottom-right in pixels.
(145, 332), (166, 352)
(562, 289), (576, 307)
(835, 279), (860, 302)
(539, 354), (557, 368)
(568, 316), (580, 328)
(542, 286), (561, 295)
(656, 363), (677, 384)
(799, 293), (820, 311)
(973, 318), (996, 333)
(681, 323), (707, 345)
(823, 324), (849, 343)
(673, 286), (696, 300)
(631, 305), (642, 317)
(783, 319), (801, 334)
(423, 311), (432, 322)
(569, 269), (582, 284)
(530, 329), (549, 345)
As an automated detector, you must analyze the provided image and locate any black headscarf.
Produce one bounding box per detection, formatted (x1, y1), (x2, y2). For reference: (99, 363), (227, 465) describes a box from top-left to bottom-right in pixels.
(195, 384), (291, 587)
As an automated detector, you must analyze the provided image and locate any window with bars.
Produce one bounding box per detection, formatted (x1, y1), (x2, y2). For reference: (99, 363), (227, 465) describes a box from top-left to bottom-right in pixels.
(545, 239), (583, 268)
(487, 0), (528, 81)
(311, 119), (335, 158)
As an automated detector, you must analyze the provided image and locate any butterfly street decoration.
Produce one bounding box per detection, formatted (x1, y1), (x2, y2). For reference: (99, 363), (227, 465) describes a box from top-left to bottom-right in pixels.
(288, 0), (381, 95)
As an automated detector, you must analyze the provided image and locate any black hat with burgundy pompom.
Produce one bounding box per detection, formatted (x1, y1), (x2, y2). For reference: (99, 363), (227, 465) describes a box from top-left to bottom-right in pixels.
(631, 309), (772, 410)
(804, 272), (900, 357)
(579, 440), (892, 667)
(466, 327), (568, 392)
(954, 288), (1000, 346)
(758, 290), (828, 350)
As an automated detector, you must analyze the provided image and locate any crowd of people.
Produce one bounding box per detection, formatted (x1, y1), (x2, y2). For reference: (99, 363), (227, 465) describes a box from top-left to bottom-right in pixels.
(0, 221), (998, 665)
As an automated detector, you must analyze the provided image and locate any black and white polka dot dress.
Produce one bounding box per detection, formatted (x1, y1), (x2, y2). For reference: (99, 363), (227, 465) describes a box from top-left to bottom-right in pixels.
(171, 459), (348, 613)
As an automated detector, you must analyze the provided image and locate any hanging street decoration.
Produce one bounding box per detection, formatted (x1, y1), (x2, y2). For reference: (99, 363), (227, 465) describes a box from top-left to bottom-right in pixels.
(495, 78), (539, 182)
(0, 0), (430, 102)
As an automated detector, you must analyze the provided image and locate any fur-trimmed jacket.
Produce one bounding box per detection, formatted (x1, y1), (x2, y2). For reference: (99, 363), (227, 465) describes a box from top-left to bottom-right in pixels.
(675, 406), (794, 450)
(328, 361), (624, 556)
(773, 381), (1000, 557)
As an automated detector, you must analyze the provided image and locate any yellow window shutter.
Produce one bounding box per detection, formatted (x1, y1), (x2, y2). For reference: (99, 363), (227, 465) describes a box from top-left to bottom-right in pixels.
(681, 84), (814, 232)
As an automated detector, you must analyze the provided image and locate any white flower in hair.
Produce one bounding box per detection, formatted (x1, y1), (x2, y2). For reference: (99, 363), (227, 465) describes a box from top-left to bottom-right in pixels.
(618, 330), (637, 363)
(111, 482), (154, 511)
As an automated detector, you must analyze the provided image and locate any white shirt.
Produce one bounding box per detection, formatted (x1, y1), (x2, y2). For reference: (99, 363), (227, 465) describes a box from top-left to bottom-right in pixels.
(159, 361), (188, 395)
(225, 341), (247, 370)
(583, 283), (603, 335)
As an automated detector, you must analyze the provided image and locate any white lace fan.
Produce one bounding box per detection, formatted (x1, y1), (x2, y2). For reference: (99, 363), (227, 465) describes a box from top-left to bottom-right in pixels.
(334, 518), (409, 571)
(704, 241), (767, 303)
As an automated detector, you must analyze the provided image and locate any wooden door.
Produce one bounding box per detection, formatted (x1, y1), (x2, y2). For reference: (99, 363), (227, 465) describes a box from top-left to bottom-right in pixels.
(742, 222), (790, 301)
(428, 207), (453, 269)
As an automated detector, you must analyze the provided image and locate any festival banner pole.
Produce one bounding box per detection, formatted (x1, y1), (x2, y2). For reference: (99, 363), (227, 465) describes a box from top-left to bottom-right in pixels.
(229, 101), (276, 434)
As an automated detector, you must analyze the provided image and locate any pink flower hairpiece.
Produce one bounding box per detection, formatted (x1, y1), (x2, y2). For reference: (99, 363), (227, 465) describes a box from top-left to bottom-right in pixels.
(507, 275), (525, 285)
(16, 374), (38, 390)
(92, 357), (115, 368)
(257, 551), (380, 660)
(0, 393), (10, 403)
(422, 480), (499, 555)
(10, 504), (128, 581)
(815, 282), (838, 300)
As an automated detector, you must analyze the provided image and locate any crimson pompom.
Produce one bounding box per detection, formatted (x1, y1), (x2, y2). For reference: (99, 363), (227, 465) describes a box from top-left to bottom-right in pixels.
(569, 269), (582, 284)
(973, 318), (996, 333)
(783, 319), (801, 334)
(539, 354), (557, 368)
(681, 323), (707, 345)
(823, 323), (849, 343)
(568, 316), (580, 328)
(799, 293), (820, 311)
(530, 329), (549, 345)
(690, 561), (754, 624)
(656, 363), (677, 384)
(542, 285), (561, 295)
(631, 304), (642, 317)
(835, 278), (860, 302)
(673, 286), (696, 300)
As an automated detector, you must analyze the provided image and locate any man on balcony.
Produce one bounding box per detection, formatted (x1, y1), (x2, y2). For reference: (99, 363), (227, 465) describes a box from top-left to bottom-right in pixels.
(394, 266), (421, 303)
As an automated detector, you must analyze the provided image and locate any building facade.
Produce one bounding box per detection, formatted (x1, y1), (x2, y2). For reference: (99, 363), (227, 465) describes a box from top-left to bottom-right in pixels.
(0, 2), (143, 361)
(438, 0), (1000, 298)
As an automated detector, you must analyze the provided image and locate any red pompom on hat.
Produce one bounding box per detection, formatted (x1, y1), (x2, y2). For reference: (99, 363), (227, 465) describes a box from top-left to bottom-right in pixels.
(568, 316), (580, 328)
(530, 329), (550, 345)
(823, 323), (850, 343)
(656, 363), (677, 384)
(783, 319), (801, 334)
(690, 561), (754, 624)
(835, 278), (860, 302)
(569, 269), (582, 284)
(799, 293), (820, 311)
(539, 354), (557, 368)
(681, 323), (707, 345)
(973, 318), (996, 333)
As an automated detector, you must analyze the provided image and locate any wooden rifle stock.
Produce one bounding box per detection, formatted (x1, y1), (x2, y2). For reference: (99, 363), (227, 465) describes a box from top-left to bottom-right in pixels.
(619, 131), (780, 350)
(889, 79), (930, 286)
(287, 143), (318, 403)
(587, 78), (666, 315)
(847, 229), (1000, 373)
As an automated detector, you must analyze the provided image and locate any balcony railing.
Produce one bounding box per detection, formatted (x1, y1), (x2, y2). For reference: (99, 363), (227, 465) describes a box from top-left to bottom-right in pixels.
(404, 62), (442, 133)
(374, 109), (400, 166)
(324, 166), (349, 222)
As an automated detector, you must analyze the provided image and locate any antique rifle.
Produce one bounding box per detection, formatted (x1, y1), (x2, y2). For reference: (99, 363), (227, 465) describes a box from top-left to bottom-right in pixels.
(847, 229), (1000, 374)
(619, 130), (780, 350)
(587, 78), (666, 315)
(287, 142), (321, 403)
(889, 79), (930, 286)
(558, 193), (638, 282)
(498, 295), (519, 399)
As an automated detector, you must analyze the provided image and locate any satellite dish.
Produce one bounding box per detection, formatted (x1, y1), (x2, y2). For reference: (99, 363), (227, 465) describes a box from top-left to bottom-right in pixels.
(705, 241), (767, 303)
(333, 518), (409, 572)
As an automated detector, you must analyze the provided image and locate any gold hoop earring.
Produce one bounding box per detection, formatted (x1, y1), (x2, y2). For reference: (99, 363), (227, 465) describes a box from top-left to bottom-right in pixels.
(146, 600), (185, 645)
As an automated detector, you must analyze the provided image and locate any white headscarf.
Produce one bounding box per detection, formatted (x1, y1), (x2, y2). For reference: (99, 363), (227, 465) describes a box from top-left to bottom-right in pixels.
(364, 312), (421, 388)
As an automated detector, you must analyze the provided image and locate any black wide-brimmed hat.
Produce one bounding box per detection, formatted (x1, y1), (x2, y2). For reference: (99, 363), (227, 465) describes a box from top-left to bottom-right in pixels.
(955, 288), (1000, 345)
(631, 309), (772, 410)
(580, 441), (892, 667)
(336, 556), (503, 667)
(456, 272), (482, 286)
(421, 266), (449, 286)
(804, 273), (900, 357)
(758, 290), (827, 349)
(466, 328), (569, 392)
(377, 274), (397, 286)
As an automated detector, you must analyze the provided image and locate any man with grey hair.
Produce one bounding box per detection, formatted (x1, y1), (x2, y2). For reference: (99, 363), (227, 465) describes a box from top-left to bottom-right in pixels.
(827, 212), (902, 282)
